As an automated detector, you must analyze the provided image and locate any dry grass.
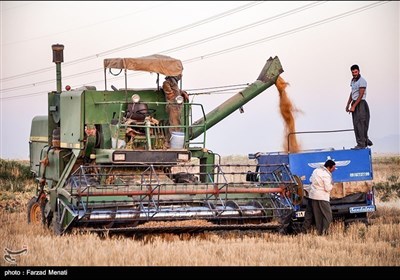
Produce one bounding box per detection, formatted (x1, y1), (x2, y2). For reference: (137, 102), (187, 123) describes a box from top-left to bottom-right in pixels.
(371, 154), (400, 183)
(0, 203), (399, 266)
(0, 155), (399, 266)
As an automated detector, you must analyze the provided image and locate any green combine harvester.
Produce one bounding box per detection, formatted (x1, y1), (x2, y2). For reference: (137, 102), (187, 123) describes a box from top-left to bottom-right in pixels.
(27, 44), (303, 235)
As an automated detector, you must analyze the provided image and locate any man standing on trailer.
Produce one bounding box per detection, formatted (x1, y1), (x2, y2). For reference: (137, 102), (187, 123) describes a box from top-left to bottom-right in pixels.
(345, 64), (372, 149)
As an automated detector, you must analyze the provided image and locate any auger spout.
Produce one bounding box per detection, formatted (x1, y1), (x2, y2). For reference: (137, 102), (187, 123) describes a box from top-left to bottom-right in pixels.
(189, 56), (283, 140)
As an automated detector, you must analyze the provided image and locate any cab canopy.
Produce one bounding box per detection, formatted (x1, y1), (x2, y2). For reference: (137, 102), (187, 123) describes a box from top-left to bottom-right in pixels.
(104, 54), (183, 76)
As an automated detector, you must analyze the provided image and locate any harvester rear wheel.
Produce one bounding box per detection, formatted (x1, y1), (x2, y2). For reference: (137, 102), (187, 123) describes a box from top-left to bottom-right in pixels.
(27, 196), (45, 225)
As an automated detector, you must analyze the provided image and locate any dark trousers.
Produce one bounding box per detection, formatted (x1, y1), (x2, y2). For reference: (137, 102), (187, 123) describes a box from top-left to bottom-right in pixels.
(311, 199), (332, 235)
(352, 100), (370, 147)
(302, 197), (314, 233)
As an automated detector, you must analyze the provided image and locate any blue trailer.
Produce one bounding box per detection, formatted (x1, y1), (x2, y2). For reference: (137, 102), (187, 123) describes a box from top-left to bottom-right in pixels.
(248, 147), (376, 230)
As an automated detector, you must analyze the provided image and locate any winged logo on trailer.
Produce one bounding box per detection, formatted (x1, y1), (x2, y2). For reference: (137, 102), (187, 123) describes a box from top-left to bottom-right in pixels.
(307, 156), (350, 169)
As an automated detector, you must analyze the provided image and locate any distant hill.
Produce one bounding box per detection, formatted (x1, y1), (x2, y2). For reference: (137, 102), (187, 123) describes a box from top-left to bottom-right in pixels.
(372, 134), (400, 154)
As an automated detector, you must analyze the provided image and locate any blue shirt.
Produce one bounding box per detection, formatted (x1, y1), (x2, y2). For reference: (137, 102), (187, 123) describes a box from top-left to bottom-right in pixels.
(350, 75), (367, 100)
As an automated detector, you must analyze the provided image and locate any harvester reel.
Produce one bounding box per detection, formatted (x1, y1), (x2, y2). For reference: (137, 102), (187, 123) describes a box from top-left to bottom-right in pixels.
(285, 175), (304, 206)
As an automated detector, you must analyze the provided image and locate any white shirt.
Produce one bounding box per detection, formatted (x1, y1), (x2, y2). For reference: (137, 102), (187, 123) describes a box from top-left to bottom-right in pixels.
(307, 166), (334, 202)
(350, 75), (367, 100)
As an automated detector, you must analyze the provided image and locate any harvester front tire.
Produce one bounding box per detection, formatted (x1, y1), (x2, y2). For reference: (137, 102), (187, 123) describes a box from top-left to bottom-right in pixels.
(27, 196), (45, 225)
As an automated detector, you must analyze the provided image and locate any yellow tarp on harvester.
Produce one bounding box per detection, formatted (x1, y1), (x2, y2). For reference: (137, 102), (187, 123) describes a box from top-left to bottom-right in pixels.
(103, 54), (183, 77)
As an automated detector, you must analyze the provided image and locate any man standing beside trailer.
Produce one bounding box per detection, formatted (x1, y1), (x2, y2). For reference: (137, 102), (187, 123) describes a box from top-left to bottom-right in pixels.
(302, 159), (336, 235)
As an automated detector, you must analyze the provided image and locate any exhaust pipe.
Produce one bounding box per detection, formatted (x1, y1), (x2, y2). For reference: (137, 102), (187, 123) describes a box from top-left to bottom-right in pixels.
(52, 44), (64, 93)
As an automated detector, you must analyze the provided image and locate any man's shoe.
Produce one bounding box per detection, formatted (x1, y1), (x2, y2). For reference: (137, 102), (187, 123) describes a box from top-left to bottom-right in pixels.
(367, 139), (373, 146)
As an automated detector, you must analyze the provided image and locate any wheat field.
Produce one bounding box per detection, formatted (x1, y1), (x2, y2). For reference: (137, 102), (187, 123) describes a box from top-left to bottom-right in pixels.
(1, 205), (399, 266)
(0, 155), (399, 267)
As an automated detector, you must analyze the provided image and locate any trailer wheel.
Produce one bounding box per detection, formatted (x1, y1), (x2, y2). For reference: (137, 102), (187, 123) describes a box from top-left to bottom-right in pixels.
(27, 196), (45, 225)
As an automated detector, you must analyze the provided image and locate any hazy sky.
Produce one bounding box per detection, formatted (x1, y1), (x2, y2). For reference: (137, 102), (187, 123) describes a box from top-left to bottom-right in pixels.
(1, 1), (399, 159)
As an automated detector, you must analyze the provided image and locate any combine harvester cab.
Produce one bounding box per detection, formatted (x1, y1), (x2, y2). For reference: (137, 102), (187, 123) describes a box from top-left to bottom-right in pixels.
(248, 142), (376, 232)
(27, 44), (302, 235)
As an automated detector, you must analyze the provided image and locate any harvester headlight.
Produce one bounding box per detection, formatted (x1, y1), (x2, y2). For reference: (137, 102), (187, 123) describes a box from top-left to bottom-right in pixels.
(175, 95), (184, 104)
(131, 94), (140, 103)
